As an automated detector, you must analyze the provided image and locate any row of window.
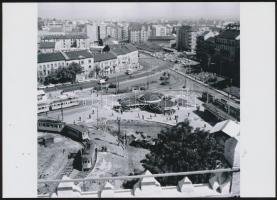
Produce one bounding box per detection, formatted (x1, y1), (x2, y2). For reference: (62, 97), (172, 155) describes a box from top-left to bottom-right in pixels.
(38, 122), (63, 129)
(82, 160), (91, 164)
(216, 39), (237, 46)
(38, 106), (48, 110)
(39, 62), (65, 70)
(52, 100), (77, 107)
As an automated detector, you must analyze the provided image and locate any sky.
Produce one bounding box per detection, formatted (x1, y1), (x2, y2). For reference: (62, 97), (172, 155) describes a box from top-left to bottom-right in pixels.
(38, 2), (240, 21)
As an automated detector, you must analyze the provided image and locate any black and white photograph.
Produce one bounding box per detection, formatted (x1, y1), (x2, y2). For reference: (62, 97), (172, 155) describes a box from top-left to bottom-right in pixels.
(2, 2), (276, 198)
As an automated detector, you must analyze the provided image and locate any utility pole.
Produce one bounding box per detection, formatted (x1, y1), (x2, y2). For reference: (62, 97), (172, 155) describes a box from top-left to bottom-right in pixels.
(61, 102), (64, 121)
(117, 116), (121, 135)
(146, 72), (149, 90)
(96, 106), (99, 128)
(117, 116), (121, 147)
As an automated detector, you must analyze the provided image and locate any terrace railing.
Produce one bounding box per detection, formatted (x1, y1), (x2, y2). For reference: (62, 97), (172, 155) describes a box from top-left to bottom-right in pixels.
(38, 167), (240, 198)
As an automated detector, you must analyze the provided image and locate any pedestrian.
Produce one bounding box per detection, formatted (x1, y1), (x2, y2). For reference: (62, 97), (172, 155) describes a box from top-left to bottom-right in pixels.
(142, 115), (144, 120)
(188, 113), (190, 117)
(138, 113), (140, 118)
(92, 110), (94, 114)
(63, 149), (65, 154)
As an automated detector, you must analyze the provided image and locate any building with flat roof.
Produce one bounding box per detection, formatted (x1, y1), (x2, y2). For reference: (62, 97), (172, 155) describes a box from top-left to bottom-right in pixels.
(176, 26), (192, 52)
(148, 35), (176, 47)
(40, 34), (89, 50)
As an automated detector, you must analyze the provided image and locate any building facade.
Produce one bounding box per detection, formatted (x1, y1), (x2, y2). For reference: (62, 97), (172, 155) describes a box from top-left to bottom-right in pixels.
(176, 25), (192, 52)
(37, 44), (139, 83)
(213, 24), (240, 85)
(40, 34), (89, 50)
(152, 25), (167, 36)
(86, 23), (99, 44)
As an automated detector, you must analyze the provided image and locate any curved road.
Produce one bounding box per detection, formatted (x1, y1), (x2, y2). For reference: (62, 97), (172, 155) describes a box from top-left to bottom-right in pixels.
(44, 53), (174, 93)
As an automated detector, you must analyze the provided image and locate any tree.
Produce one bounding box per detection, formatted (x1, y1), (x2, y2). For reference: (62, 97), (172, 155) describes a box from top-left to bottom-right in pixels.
(68, 62), (82, 74)
(140, 120), (228, 186)
(71, 40), (77, 48)
(88, 70), (95, 78)
(95, 64), (101, 78)
(103, 45), (110, 52)
(43, 63), (82, 85)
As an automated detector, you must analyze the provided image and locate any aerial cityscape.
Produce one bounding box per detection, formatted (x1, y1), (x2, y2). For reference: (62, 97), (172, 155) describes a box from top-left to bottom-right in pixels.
(37, 2), (240, 198)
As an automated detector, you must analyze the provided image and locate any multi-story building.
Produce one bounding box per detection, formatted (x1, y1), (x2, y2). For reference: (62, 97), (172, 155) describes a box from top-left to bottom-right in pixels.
(37, 44), (139, 83)
(129, 24), (151, 43)
(40, 34), (89, 50)
(122, 24), (129, 41)
(176, 25), (192, 52)
(140, 25), (150, 42)
(213, 23), (240, 85)
(196, 31), (218, 71)
(111, 44), (139, 71)
(147, 35), (176, 48)
(116, 26), (123, 41)
(98, 23), (107, 40)
(37, 50), (94, 83)
(37, 52), (67, 83)
(152, 25), (167, 36)
(165, 24), (173, 35)
(86, 23), (98, 44)
(93, 52), (118, 76)
(191, 31), (201, 52)
(129, 25), (141, 43)
(63, 21), (74, 33)
(61, 50), (94, 78)
(214, 24), (240, 63)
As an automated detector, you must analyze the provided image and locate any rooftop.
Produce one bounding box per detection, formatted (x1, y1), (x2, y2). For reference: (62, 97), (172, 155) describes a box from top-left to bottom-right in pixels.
(41, 34), (88, 40)
(39, 42), (56, 49)
(63, 50), (94, 60)
(49, 27), (64, 33)
(216, 30), (240, 40)
(93, 52), (117, 62)
(148, 35), (176, 41)
(210, 120), (240, 139)
(38, 52), (65, 63)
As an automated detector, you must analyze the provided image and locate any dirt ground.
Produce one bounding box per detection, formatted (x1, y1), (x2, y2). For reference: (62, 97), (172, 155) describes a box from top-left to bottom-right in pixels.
(38, 119), (169, 194)
(37, 132), (83, 194)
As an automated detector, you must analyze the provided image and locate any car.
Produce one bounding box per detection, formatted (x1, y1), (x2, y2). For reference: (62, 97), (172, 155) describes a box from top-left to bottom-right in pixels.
(126, 69), (133, 75)
(98, 79), (106, 84)
(140, 86), (146, 91)
(38, 85), (47, 90)
(102, 76), (109, 81)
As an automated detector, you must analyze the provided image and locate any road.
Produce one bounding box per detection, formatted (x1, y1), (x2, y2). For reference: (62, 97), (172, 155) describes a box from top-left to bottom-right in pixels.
(44, 53), (174, 93)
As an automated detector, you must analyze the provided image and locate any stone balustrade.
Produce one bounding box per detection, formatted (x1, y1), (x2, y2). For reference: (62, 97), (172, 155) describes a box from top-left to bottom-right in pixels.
(38, 168), (239, 198)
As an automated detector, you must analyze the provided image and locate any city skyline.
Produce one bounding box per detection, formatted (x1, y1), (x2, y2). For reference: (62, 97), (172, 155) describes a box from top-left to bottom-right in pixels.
(38, 2), (240, 21)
